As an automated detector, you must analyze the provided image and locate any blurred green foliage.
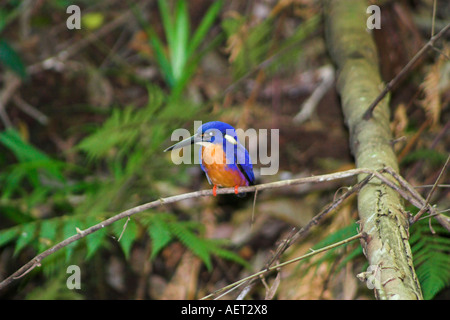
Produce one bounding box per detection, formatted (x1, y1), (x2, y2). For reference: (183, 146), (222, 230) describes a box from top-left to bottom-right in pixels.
(410, 216), (450, 300)
(138, 0), (224, 98)
(0, 83), (247, 288)
(222, 13), (320, 79)
(0, 0), (244, 293)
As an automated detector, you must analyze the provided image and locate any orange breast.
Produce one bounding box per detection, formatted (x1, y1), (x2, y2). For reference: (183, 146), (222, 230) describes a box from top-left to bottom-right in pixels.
(201, 144), (248, 187)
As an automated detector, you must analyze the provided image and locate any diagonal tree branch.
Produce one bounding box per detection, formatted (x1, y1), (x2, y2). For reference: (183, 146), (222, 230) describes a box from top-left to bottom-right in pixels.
(325, 0), (424, 299)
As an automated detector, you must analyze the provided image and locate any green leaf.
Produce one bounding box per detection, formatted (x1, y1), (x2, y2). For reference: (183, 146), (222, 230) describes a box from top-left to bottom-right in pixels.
(148, 26), (175, 86)
(0, 227), (18, 247)
(62, 218), (80, 262)
(82, 12), (104, 30)
(401, 149), (448, 166)
(171, 0), (190, 82)
(0, 128), (65, 181)
(158, 0), (175, 52)
(0, 39), (27, 79)
(206, 241), (250, 269)
(1, 166), (28, 199)
(14, 222), (37, 255)
(0, 4), (23, 33)
(77, 106), (142, 159)
(148, 216), (173, 259)
(144, 0), (222, 91)
(38, 219), (58, 253)
(187, 0), (223, 56)
(0, 128), (47, 162)
(169, 221), (212, 270)
(85, 217), (107, 260)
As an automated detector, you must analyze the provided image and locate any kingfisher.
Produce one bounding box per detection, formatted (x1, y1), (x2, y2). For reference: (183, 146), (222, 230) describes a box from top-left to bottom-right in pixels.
(164, 121), (255, 196)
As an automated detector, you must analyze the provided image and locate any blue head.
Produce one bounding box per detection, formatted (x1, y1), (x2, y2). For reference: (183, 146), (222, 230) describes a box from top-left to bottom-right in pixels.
(196, 121), (239, 147)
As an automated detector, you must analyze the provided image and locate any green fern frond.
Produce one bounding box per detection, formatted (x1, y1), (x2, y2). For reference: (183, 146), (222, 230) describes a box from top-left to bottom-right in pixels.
(410, 219), (450, 300)
(222, 15), (274, 79)
(203, 238), (251, 269)
(0, 226), (19, 247)
(84, 216), (108, 260)
(13, 222), (37, 256)
(222, 14), (320, 80)
(25, 274), (83, 300)
(0, 214), (111, 266)
(400, 149), (448, 167)
(147, 215), (173, 260)
(38, 219), (58, 253)
(77, 106), (145, 160)
(140, 213), (249, 270)
(77, 85), (166, 160)
(0, 128), (67, 200)
(167, 220), (212, 270)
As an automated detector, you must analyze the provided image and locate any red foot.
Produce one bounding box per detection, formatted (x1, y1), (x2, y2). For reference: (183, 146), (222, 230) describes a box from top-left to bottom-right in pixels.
(234, 185), (239, 195)
(213, 185), (217, 197)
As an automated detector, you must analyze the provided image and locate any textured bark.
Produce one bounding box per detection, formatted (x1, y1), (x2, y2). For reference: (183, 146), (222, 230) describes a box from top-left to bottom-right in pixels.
(324, 0), (423, 299)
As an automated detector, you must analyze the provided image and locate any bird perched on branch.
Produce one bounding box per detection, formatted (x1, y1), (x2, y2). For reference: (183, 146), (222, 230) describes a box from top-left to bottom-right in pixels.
(164, 121), (255, 196)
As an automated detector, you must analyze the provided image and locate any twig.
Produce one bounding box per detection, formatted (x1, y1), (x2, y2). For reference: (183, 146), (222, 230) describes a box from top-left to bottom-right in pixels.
(251, 188), (259, 225)
(414, 184), (450, 189)
(431, 0), (437, 37)
(362, 23), (450, 120)
(117, 217), (131, 242)
(383, 167), (432, 209)
(412, 155), (450, 223)
(293, 65), (335, 124)
(12, 95), (49, 125)
(0, 73), (22, 128)
(406, 120), (450, 180)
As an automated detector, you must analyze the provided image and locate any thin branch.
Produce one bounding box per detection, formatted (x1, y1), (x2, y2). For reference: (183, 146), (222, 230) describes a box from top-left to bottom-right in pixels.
(0, 73), (22, 128)
(12, 95), (49, 125)
(117, 217), (131, 242)
(413, 154), (450, 223)
(293, 65), (335, 124)
(431, 0), (437, 37)
(362, 23), (450, 120)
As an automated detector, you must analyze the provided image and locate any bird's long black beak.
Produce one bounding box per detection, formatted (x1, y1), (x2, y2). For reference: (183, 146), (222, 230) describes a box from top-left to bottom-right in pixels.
(163, 133), (201, 152)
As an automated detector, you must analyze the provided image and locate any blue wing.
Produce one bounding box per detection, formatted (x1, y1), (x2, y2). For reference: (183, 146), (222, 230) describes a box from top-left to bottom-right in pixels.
(233, 142), (255, 185)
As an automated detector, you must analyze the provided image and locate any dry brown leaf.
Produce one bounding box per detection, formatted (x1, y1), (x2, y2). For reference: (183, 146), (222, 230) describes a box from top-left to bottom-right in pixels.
(129, 30), (153, 57)
(419, 46), (449, 128)
(391, 103), (408, 139)
(160, 250), (202, 300)
(224, 12), (248, 63)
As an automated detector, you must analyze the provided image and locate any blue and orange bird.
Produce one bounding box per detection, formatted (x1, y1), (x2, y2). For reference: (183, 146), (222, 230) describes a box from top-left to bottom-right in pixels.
(164, 121), (255, 196)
